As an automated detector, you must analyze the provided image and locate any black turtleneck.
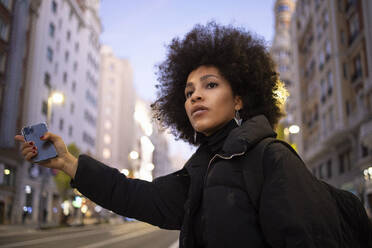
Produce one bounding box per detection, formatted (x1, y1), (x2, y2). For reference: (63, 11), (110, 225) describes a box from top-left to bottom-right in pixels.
(202, 118), (239, 155)
(193, 118), (239, 248)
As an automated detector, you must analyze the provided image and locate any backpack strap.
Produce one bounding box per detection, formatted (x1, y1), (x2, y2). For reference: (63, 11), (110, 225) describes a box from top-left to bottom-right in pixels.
(242, 137), (304, 212)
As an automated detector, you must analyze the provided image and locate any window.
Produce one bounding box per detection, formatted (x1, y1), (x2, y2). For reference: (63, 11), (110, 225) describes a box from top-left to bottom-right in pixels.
(68, 125), (73, 137)
(325, 40), (331, 61)
(0, 52), (7, 73)
(352, 55), (362, 82)
(327, 71), (333, 95)
(0, 17), (10, 41)
(361, 144), (368, 158)
(73, 61), (78, 72)
(339, 150), (351, 174)
(323, 11), (329, 28)
(72, 81), (76, 92)
(63, 72), (67, 84)
(340, 30), (346, 44)
(329, 106), (334, 128)
(66, 30), (71, 41)
(75, 42), (79, 52)
(320, 79), (326, 103)
(65, 51), (69, 62)
(44, 72), (51, 89)
(319, 164), (324, 179)
(42, 100), (48, 116)
(47, 47), (53, 62)
(343, 63), (348, 79)
(59, 118), (64, 131)
(319, 51), (325, 70)
(54, 62), (58, 75)
(56, 40), (60, 52)
(348, 14), (360, 44)
(49, 23), (55, 38)
(83, 132), (95, 147)
(327, 159), (332, 178)
(345, 100), (350, 116)
(70, 102), (74, 114)
(52, 0), (57, 13)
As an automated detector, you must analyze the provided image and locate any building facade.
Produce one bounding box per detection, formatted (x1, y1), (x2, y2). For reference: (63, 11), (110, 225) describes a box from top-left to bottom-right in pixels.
(0, 0), (102, 225)
(270, 0), (303, 154)
(290, 0), (372, 217)
(98, 45), (135, 173)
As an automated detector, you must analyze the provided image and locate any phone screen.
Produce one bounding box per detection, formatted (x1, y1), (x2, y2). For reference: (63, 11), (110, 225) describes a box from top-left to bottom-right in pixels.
(21, 122), (57, 163)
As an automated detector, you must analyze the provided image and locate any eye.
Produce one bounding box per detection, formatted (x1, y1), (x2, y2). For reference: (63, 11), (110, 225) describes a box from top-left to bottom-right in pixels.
(185, 91), (193, 99)
(206, 82), (218, 88)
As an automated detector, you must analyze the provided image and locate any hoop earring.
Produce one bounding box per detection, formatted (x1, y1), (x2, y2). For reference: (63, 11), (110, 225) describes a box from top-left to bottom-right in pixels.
(234, 110), (242, 126)
(194, 131), (197, 143)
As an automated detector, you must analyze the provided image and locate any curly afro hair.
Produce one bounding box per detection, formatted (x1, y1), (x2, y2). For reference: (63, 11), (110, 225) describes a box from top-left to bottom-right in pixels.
(152, 21), (285, 145)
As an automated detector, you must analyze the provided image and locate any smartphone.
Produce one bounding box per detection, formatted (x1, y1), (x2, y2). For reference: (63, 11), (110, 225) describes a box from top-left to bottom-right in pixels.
(21, 122), (57, 163)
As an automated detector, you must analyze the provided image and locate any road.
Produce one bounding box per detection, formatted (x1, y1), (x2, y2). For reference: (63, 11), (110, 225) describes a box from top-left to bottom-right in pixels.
(0, 222), (179, 248)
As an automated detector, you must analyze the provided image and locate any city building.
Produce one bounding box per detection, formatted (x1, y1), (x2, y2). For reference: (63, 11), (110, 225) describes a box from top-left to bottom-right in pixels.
(0, 0), (102, 225)
(98, 45), (135, 174)
(270, 0), (303, 154)
(0, 0), (27, 225)
(290, 0), (372, 216)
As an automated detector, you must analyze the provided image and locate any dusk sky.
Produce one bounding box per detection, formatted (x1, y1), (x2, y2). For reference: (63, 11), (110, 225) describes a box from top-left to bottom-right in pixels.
(99, 0), (278, 159)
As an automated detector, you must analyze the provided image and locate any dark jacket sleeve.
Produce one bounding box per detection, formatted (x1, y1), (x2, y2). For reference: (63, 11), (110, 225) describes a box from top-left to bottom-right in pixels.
(70, 154), (189, 230)
(259, 143), (341, 248)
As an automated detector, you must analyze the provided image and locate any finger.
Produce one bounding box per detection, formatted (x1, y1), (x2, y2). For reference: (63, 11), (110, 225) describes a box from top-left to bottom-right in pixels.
(14, 135), (25, 142)
(40, 132), (59, 142)
(25, 150), (37, 161)
(21, 141), (34, 150)
(22, 146), (37, 157)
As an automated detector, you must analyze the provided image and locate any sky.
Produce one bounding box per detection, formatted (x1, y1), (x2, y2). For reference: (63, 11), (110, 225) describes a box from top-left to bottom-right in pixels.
(99, 0), (277, 160)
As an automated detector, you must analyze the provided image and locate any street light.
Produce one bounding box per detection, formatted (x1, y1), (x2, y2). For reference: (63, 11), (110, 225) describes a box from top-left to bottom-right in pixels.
(46, 91), (65, 125)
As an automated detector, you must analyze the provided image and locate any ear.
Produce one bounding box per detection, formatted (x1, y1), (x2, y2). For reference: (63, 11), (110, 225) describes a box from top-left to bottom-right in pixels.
(234, 95), (243, 111)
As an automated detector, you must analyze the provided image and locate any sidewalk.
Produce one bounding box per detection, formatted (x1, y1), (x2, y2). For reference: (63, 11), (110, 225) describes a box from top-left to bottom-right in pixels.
(0, 218), (104, 237)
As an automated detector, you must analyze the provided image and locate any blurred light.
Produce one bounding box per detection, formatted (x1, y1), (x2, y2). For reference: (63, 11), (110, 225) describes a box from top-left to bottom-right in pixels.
(4, 169), (10, 175)
(369, 167), (372, 175)
(141, 136), (154, 153)
(81, 205), (88, 214)
(53, 207), (58, 213)
(50, 91), (64, 104)
(23, 206), (28, 212)
(364, 169), (369, 176)
(103, 148), (111, 159)
(121, 169), (129, 176)
(72, 196), (82, 208)
(27, 207), (32, 213)
(133, 171), (140, 178)
(284, 128), (290, 136)
(129, 151), (139, 160)
(25, 185), (31, 194)
(94, 206), (102, 213)
(145, 163), (154, 171)
(62, 200), (70, 216)
(289, 125), (300, 134)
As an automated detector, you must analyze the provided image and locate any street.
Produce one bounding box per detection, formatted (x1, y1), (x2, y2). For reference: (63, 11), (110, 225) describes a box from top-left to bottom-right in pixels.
(0, 222), (179, 248)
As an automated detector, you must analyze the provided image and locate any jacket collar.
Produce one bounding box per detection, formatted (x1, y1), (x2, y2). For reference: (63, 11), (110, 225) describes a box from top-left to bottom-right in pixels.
(222, 114), (277, 155)
(185, 114), (277, 169)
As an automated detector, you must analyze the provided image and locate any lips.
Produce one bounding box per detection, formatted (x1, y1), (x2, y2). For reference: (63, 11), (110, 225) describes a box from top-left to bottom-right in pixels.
(191, 105), (209, 117)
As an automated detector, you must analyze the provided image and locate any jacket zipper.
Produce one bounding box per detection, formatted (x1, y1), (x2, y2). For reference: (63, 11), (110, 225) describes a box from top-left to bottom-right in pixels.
(203, 151), (246, 185)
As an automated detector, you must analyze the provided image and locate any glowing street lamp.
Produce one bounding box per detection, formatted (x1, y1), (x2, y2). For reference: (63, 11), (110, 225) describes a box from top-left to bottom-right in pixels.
(47, 91), (65, 125)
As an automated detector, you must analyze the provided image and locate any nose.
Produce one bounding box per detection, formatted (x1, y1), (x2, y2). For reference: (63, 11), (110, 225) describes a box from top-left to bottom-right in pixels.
(191, 89), (202, 103)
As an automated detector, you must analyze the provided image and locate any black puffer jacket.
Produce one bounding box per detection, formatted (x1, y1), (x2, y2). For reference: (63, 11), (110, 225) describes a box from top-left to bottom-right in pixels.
(71, 115), (347, 247)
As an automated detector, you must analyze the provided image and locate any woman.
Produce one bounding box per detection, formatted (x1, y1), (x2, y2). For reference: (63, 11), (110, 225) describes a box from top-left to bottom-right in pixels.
(15, 22), (344, 247)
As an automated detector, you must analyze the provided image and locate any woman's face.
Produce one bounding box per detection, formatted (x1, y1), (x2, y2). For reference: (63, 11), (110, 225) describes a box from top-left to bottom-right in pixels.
(184, 65), (242, 136)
